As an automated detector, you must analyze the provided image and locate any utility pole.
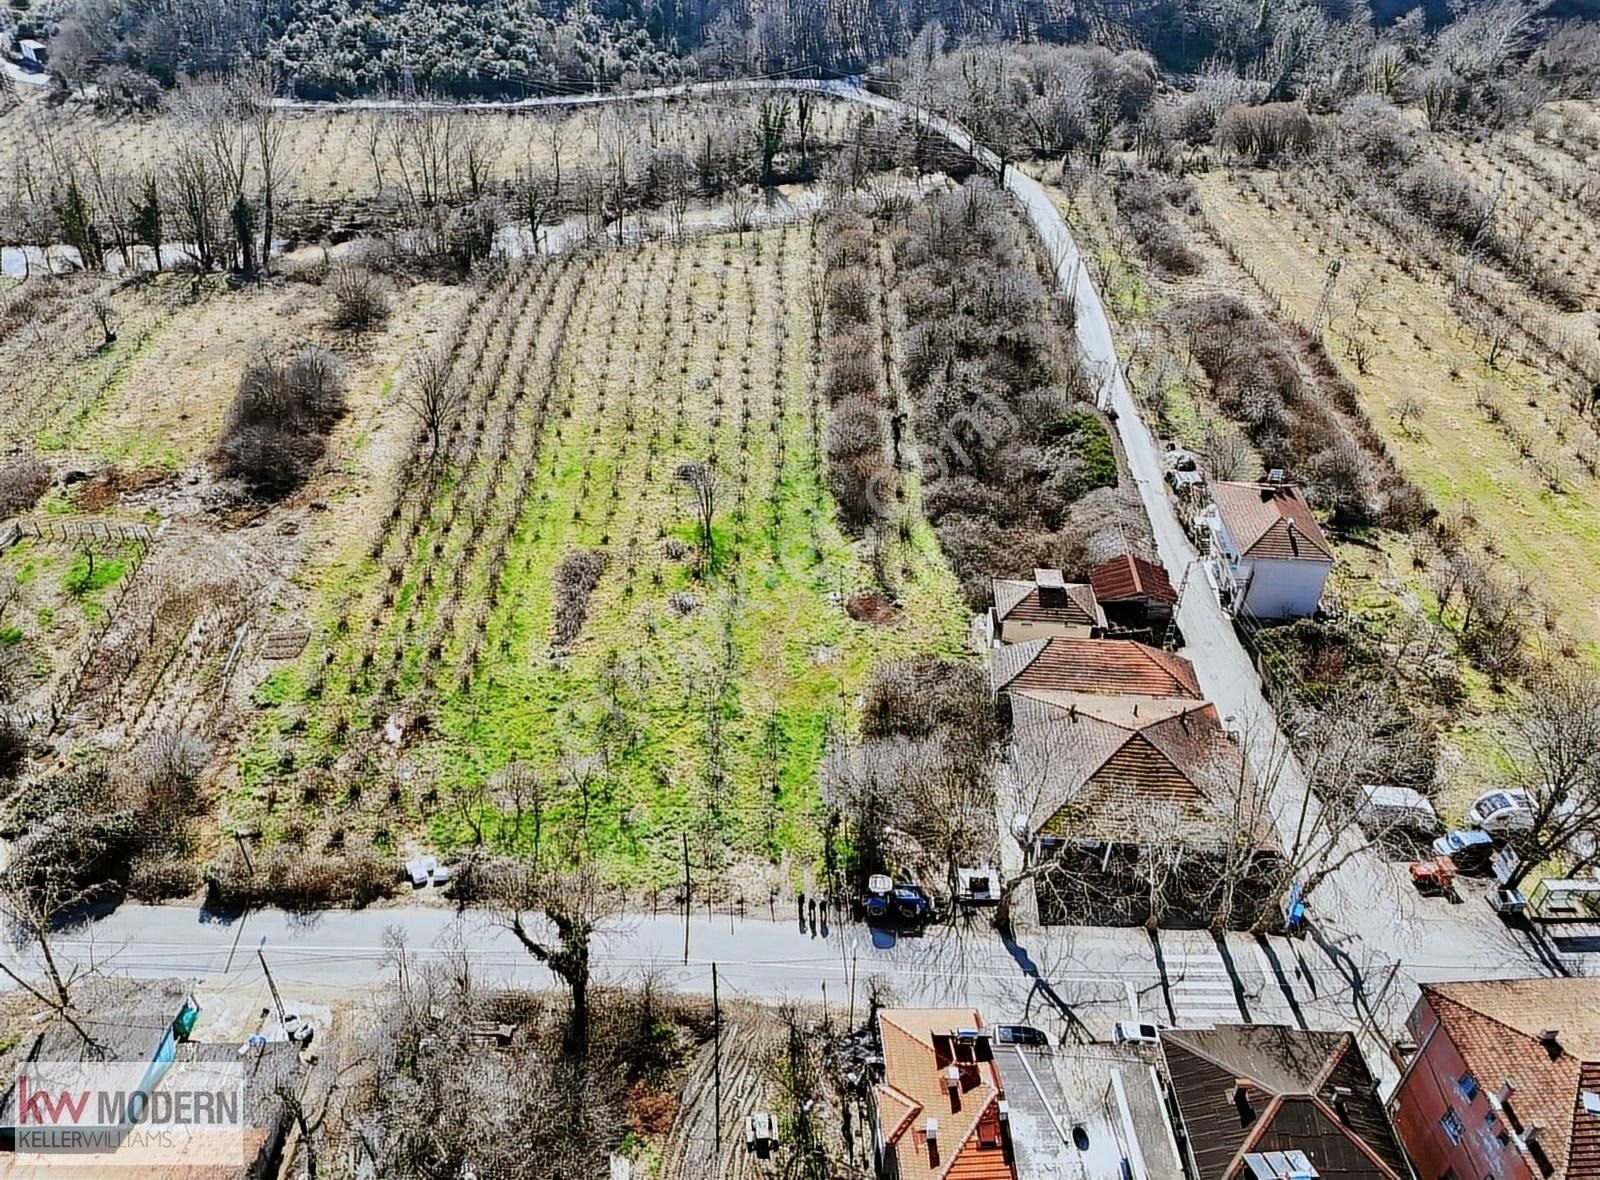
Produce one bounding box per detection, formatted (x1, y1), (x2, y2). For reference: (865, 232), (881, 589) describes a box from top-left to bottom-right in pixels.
(257, 940), (287, 1028)
(682, 830), (691, 905)
(712, 962), (722, 1165)
(848, 951), (858, 1030)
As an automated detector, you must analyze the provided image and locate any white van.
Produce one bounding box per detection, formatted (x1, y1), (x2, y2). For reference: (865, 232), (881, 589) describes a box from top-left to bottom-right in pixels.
(1356, 784), (1440, 836)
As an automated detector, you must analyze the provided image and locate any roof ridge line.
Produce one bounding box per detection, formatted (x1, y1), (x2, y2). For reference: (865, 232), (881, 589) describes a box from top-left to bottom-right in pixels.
(1310, 1032), (1354, 1091)
(1306, 1094), (1407, 1180)
(1162, 1033), (1284, 1097)
(1428, 987), (1574, 1054)
(1222, 1093), (1285, 1178)
(934, 1092), (1001, 1180)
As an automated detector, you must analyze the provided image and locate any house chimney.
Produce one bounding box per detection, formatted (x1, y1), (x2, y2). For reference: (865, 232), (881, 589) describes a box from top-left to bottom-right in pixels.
(1332, 1086), (1352, 1122)
(925, 1117), (941, 1167)
(1232, 1080), (1256, 1124)
(947, 1064), (962, 1111)
(1538, 1028), (1561, 1047)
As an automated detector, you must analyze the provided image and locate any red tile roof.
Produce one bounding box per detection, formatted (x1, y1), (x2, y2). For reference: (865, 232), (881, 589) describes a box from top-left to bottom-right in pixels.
(991, 638), (1202, 700)
(1421, 979), (1600, 1180)
(1211, 482), (1334, 563)
(1090, 553), (1179, 604)
(875, 1009), (1014, 1180)
(1009, 692), (1270, 848)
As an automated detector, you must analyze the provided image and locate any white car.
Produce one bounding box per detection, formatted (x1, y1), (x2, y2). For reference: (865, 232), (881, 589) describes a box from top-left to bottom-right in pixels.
(1112, 1021), (1162, 1045)
(1467, 788), (1536, 834)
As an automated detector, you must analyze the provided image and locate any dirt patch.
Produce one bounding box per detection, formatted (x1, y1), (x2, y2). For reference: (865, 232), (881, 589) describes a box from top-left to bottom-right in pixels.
(72, 465), (170, 512)
(846, 591), (904, 625)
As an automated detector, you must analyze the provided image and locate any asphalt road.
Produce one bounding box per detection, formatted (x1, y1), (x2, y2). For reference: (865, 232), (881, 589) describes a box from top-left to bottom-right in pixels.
(3, 902), (1372, 1036)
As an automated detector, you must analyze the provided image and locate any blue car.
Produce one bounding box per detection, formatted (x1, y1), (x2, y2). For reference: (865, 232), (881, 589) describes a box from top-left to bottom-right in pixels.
(1433, 829), (1494, 870)
(861, 880), (933, 926)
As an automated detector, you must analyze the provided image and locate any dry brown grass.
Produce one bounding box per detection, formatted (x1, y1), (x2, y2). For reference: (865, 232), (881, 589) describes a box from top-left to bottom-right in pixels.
(1192, 165), (1600, 642)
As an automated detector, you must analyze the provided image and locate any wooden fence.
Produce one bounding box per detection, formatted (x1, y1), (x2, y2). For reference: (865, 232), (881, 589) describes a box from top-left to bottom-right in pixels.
(24, 518), (164, 733)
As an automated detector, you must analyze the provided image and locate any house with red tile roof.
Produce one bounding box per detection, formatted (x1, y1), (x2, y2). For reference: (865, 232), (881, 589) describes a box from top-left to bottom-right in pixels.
(1089, 554), (1178, 632)
(872, 1009), (1015, 1180)
(990, 638), (1202, 702)
(1004, 691), (1279, 928)
(1202, 482), (1333, 620)
(990, 570), (1105, 644)
(1389, 978), (1600, 1180)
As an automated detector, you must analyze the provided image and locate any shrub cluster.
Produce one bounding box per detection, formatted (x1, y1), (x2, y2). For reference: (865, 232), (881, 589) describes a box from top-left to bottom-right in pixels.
(216, 348), (347, 497)
(893, 180), (1150, 607)
(0, 455), (49, 519)
(552, 549), (610, 648)
(1166, 295), (1424, 529)
(1111, 166), (1201, 276)
(1215, 102), (1319, 165)
(327, 263), (392, 332)
(205, 838), (394, 910)
(1, 729), (213, 911)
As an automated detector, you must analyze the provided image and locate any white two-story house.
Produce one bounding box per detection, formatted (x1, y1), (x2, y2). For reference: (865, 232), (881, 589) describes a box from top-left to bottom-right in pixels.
(1201, 481), (1333, 620)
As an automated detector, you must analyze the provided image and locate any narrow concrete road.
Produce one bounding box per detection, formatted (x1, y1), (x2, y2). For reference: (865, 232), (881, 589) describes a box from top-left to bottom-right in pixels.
(14, 902), (1384, 1039)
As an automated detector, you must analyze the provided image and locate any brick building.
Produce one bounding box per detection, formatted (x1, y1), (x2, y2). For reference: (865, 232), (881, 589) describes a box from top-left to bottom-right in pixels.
(1388, 979), (1600, 1180)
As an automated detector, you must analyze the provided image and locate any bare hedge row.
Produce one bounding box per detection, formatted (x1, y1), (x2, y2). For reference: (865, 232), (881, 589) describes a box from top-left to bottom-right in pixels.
(820, 211), (895, 534)
(891, 180), (1151, 608)
(1166, 294), (1428, 531)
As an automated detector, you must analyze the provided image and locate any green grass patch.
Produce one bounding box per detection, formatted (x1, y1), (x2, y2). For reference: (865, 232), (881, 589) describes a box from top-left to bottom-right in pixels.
(1042, 410), (1118, 490)
(63, 552), (127, 597)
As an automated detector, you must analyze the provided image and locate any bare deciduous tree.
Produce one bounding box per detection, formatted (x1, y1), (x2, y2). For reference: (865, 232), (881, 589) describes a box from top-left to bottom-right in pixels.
(1501, 659), (1600, 885)
(403, 344), (463, 462)
(489, 862), (623, 1059)
(675, 460), (720, 570)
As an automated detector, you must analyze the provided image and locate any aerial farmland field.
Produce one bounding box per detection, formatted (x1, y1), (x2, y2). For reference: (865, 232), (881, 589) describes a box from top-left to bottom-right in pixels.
(233, 224), (969, 887)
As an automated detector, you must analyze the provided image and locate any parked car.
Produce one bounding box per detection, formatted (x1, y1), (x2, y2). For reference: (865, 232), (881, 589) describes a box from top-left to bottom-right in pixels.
(861, 878), (934, 927)
(1112, 1021), (1162, 1045)
(995, 1024), (1051, 1047)
(1467, 788), (1536, 834)
(1432, 829), (1495, 873)
(1357, 784), (1441, 836)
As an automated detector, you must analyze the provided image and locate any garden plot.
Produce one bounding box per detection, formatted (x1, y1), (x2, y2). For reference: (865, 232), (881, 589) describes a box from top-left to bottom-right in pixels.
(1427, 133), (1600, 314)
(1, 270), (463, 473)
(241, 224), (969, 884)
(0, 273), (181, 456)
(0, 531), (149, 724)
